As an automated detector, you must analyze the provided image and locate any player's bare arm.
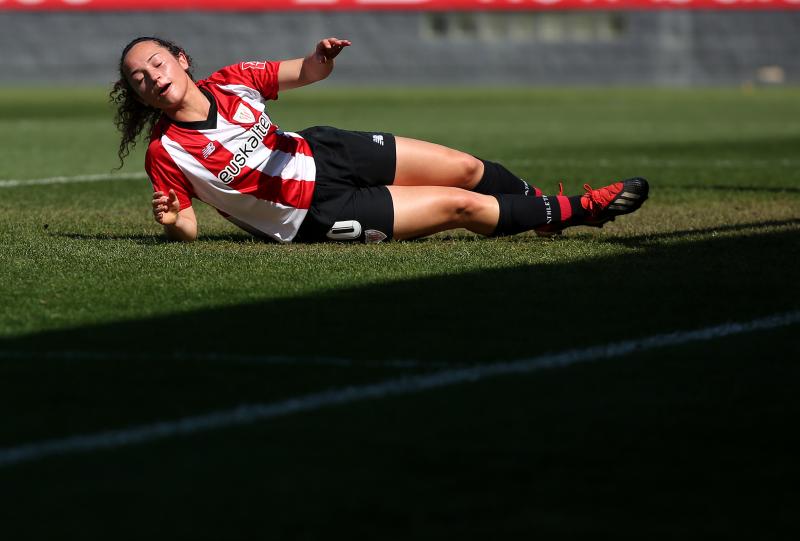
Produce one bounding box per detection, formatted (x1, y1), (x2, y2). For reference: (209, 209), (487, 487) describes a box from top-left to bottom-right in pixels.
(152, 189), (197, 242)
(278, 37), (351, 91)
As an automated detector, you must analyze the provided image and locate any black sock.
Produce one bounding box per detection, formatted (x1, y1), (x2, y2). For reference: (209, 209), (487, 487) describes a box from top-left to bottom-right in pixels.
(492, 194), (586, 236)
(474, 159), (541, 197)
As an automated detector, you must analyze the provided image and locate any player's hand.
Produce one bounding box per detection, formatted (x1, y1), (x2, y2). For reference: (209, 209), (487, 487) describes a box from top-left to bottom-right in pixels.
(152, 189), (180, 225)
(314, 37), (351, 64)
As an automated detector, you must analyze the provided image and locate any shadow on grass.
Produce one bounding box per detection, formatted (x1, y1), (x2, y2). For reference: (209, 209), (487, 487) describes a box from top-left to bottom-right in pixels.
(596, 218), (800, 247)
(50, 232), (167, 244)
(50, 231), (257, 244)
(4, 225), (800, 363)
(664, 185), (800, 194)
(50, 217), (800, 248)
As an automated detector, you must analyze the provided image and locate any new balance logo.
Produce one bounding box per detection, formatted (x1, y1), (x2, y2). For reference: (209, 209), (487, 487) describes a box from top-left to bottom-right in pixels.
(372, 134), (384, 146)
(233, 103), (256, 124)
(202, 141), (217, 159)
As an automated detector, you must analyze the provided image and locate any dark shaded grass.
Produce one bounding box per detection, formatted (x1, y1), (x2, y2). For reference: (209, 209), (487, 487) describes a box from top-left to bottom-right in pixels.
(1, 325), (797, 539)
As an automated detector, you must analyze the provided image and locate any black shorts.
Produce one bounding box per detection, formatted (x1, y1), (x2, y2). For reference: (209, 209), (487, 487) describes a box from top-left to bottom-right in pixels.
(295, 126), (396, 243)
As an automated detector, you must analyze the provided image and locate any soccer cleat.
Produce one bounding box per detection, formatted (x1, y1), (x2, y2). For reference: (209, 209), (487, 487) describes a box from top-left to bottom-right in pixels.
(581, 177), (649, 227)
(534, 177), (649, 237)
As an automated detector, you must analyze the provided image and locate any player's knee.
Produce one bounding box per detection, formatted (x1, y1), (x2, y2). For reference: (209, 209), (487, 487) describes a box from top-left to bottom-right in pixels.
(448, 192), (483, 224)
(455, 154), (483, 188)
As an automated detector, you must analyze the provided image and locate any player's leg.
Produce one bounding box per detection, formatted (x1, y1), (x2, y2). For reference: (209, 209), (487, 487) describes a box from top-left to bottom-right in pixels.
(394, 136), (541, 196)
(386, 184), (591, 240)
(320, 177), (650, 242)
(388, 177), (649, 240)
(394, 137), (482, 189)
(386, 185), (499, 239)
(308, 184), (499, 242)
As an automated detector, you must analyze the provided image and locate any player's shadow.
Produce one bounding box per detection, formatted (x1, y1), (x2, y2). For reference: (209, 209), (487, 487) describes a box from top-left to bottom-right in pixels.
(430, 218), (800, 247)
(49, 232), (167, 244)
(49, 217), (800, 248)
(51, 231), (259, 244)
(596, 218), (800, 248)
(665, 185), (800, 195)
(4, 225), (799, 365)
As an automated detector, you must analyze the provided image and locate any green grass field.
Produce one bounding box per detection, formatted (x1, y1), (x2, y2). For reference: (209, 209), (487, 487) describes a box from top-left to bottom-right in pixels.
(1, 86), (799, 538)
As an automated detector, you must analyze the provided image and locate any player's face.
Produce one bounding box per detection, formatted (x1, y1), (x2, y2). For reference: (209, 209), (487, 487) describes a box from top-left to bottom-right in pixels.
(123, 41), (191, 110)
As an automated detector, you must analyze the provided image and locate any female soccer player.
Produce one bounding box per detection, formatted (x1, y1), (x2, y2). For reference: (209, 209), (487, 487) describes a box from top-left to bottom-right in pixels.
(112, 36), (648, 243)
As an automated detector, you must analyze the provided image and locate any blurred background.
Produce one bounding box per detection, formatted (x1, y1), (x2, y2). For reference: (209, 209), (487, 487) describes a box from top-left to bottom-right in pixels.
(1, 0), (799, 87)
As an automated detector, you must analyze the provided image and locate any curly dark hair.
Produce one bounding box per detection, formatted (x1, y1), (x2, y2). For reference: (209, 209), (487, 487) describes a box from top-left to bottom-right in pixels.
(109, 37), (194, 168)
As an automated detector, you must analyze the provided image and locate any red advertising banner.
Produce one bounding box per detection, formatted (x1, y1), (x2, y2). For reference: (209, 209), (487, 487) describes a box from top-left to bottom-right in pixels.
(0, 0), (799, 10)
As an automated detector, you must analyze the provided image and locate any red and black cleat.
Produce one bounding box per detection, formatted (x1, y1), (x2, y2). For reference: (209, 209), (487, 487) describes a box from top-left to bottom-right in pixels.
(535, 177), (649, 237)
(581, 176), (649, 227)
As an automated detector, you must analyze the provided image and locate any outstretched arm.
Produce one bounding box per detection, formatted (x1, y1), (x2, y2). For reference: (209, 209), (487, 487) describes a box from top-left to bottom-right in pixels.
(152, 189), (198, 242)
(278, 37), (351, 91)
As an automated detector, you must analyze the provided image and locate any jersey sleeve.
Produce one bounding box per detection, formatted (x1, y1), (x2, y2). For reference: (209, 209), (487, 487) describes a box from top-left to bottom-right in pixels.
(145, 139), (195, 209)
(204, 61), (281, 101)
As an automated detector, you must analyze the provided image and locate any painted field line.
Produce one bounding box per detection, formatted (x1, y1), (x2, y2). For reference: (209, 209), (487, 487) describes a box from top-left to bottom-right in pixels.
(1, 309), (798, 468)
(0, 172), (147, 188)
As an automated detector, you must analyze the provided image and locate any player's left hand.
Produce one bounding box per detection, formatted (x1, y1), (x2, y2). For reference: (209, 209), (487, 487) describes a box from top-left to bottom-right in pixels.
(152, 189), (181, 225)
(314, 38), (351, 64)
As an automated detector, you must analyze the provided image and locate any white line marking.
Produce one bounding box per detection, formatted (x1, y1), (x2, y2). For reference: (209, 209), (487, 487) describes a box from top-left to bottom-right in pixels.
(0, 172), (147, 188)
(1, 309), (798, 468)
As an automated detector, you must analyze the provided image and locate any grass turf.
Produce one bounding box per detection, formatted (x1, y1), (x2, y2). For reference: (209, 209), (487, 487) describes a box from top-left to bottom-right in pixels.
(0, 86), (799, 538)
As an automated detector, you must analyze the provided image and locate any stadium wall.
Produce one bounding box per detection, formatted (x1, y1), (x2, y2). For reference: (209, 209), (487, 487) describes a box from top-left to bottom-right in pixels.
(1, 10), (798, 86)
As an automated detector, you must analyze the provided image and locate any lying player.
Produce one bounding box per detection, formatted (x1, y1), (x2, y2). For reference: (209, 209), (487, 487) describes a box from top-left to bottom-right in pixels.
(111, 36), (648, 243)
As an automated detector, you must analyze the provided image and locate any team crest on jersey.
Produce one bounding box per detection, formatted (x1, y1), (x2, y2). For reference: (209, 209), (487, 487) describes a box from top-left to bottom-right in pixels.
(233, 103), (256, 124)
(240, 61), (266, 71)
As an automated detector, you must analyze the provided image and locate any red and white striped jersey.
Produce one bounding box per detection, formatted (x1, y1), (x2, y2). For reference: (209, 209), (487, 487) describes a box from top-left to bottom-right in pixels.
(145, 61), (315, 242)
